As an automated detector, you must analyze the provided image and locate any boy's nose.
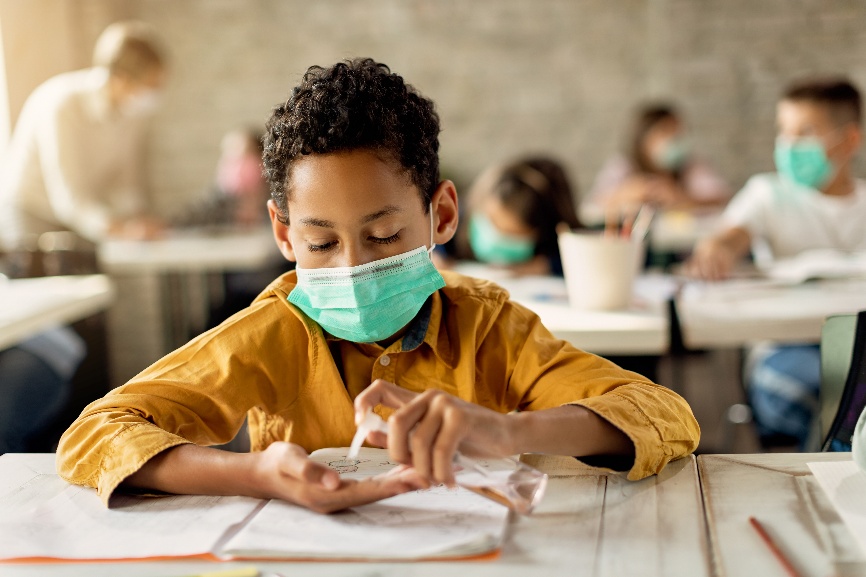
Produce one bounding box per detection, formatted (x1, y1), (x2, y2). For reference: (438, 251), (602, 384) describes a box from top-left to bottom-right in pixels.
(338, 244), (369, 268)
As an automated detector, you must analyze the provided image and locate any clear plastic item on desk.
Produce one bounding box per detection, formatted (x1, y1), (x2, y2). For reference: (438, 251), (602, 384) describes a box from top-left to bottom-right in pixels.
(348, 409), (548, 514)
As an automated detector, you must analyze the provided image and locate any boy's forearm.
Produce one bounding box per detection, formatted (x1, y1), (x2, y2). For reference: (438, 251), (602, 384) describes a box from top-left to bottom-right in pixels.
(508, 405), (634, 458)
(124, 444), (264, 497)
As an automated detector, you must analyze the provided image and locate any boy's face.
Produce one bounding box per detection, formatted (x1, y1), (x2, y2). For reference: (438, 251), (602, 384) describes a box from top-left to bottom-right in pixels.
(776, 99), (861, 167)
(268, 149), (458, 269)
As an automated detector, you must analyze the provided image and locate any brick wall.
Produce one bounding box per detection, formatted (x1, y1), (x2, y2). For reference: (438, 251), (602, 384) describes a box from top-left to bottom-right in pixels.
(29, 0), (866, 209)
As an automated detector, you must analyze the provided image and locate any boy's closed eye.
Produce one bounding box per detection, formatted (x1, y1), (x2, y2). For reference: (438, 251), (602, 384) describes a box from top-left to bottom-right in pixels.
(305, 231), (403, 252)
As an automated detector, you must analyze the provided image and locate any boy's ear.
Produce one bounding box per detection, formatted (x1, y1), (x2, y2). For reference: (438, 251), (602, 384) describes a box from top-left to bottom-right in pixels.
(430, 180), (459, 246)
(267, 199), (297, 262)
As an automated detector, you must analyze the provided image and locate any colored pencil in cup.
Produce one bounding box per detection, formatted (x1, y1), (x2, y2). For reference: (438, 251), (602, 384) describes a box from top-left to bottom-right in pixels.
(630, 205), (655, 243)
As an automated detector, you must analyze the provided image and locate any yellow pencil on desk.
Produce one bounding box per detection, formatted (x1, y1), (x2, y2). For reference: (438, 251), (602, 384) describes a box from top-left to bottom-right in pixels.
(173, 566), (260, 577)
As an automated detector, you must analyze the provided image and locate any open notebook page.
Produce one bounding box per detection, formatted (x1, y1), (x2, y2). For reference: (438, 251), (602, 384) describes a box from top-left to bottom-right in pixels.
(220, 447), (510, 560)
(0, 470), (263, 561)
(808, 460), (866, 557)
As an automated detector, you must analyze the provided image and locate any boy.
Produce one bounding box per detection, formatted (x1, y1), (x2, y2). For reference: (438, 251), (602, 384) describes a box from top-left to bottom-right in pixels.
(689, 77), (866, 447)
(58, 58), (699, 513)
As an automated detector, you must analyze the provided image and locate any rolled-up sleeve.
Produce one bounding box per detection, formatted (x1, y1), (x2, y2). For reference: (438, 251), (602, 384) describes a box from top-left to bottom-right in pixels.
(489, 300), (700, 480)
(56, 294), (309, 504)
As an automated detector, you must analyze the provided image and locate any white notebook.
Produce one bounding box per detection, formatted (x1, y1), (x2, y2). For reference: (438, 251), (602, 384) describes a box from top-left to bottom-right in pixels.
(220, 448), (509, 560)
(0, 448), (509, 562)
(808, 460), (866, 556)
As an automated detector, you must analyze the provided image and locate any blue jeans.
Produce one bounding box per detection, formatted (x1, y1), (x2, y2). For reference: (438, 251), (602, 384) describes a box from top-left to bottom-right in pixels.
(747, 343), (820, 449)
(0, 327), (84, 453)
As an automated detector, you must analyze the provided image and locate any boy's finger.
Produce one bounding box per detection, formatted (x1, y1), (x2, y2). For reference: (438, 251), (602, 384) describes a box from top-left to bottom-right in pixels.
(408, 408), (443, 480)
(354, 379), (417, 422)
(305, 477), (413, 513)
(431, 409), (463, 485)
(387, 396), (432, 465)
(281, 449), (340, 490)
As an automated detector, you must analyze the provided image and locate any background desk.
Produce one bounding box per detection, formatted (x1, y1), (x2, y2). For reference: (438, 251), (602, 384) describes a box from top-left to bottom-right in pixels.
(0, 453), (707, 577)
(676, 278), (866, 348)
(699, 453), (866, 577)
(97, 228), (283, 384)
(0, 275), (115, 351)
(452, 264), (671, 356)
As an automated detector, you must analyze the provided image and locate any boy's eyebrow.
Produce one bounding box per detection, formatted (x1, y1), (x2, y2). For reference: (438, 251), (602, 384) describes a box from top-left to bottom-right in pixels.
(360, 205), (402, 224)
(298, 217), (336, 228)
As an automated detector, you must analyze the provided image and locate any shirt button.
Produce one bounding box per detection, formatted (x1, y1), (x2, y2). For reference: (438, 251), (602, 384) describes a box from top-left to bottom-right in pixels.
(379, 355), (391, 367)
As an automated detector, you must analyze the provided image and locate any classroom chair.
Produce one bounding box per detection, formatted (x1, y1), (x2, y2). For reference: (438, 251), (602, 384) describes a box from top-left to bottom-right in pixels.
(819, 311), (866, 452)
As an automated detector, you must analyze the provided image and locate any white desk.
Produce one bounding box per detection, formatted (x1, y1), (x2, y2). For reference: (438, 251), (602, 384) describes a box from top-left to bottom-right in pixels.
(0, 452), (707, 577)
(97, 228), (284, 384)
(0, 275), (115, 350)
(699, 453), (866, 577)
(97, 227), (280, 274)
(676, 278), (866, 348)
(452, 264), (672, 356)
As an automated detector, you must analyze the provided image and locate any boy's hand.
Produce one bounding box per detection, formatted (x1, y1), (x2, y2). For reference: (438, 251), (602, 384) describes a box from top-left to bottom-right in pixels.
(354, 379), (517, 486)
(251, 441), (422, 513)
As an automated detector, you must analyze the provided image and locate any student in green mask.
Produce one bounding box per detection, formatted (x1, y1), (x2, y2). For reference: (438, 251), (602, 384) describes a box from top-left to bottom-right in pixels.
(585, 103), (731, 217)
(58, 58), (699, 514)
(688, 77), (866, 449)
(439, 156), (582, 276)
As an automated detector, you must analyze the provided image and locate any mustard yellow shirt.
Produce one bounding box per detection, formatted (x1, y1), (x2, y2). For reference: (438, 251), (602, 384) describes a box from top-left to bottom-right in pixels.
(57, 271), (700, 503)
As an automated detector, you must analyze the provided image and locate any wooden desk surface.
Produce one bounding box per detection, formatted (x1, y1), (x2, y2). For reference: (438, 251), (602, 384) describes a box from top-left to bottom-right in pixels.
(699, 453), (866, 577)
(676, 278), (866, 348)
(0, 275), (115, 350)
(0, 453), (706, 577)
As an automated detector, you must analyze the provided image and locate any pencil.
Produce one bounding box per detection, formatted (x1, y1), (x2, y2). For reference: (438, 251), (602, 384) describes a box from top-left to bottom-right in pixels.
(748, 516), (805, 577)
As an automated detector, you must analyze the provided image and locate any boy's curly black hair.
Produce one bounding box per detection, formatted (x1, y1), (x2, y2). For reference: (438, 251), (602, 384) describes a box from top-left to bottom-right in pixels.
(263, 58), (441, 223)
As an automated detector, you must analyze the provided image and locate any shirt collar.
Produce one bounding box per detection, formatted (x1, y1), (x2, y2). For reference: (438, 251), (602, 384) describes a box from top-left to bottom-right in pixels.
(316, 289), (455, 368)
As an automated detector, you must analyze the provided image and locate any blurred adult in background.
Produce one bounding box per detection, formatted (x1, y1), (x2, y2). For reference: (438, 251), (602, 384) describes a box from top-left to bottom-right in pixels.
(0, 20), (167, 252)
(586, 103), (731, 216)
(438, 156), (581, 276)
(0, 21), (167, 454)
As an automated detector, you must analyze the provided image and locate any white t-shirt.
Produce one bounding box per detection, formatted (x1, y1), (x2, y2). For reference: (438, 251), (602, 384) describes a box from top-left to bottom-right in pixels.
(0, 68), (147, 248)
(720, 173), (866, 259)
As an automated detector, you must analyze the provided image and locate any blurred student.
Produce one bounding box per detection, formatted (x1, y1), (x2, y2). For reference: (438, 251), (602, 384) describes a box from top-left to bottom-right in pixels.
(214, 129), (270, 227)
(441, 156), (581, 276)
(179, 128), (270, 229)
(688, 78), (866, 448)
(587, 104), (731, 215)
(57, 58), (699, 513)
(0, 20), (167, 251)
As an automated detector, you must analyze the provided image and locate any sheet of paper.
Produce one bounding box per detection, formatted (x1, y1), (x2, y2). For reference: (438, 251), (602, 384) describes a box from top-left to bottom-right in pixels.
(220, 448), (510, 560)
(0, 472), (264, 560)
(808, 460), (866, 557)
(763, 250), (866, 284)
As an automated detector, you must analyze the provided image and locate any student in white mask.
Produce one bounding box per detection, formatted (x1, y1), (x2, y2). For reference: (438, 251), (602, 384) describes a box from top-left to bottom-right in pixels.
(0, 20), (167, 251)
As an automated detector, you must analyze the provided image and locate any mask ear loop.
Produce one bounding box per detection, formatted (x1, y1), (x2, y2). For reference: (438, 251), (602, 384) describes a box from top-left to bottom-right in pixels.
(427, 202), (436, 256)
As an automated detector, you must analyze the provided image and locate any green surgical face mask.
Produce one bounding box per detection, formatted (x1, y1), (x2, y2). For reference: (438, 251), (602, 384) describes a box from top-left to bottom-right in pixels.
(468, 213), (535, 264)
(774, 136), (834, 190)
(652, 136), (690, 171)
(287, 208), (445, 343)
